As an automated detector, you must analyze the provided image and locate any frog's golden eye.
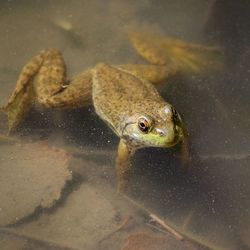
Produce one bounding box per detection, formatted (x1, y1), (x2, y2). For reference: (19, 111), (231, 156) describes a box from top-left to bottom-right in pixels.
(138, 117), (151, 133)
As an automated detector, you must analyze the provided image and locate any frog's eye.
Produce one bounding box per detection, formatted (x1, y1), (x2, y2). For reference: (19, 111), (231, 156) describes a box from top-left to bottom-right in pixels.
(138, 116), (152, 133)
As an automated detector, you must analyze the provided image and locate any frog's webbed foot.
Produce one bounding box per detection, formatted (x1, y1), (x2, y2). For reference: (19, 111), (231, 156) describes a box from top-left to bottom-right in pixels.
(129, 31), (224, 74)
(2, 49), (92, 133)
(116, 139), (136, 193)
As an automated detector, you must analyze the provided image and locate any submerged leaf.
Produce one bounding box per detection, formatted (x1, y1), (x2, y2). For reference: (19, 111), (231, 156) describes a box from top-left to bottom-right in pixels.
(0, 142), (72, 226)
(122, 232), (171, 250)
(11, 184), (117, 249)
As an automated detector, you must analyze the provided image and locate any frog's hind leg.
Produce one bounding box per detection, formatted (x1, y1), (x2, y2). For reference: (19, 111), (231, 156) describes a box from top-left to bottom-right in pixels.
(35, 49), (93, 109)
(2, 49), (67, 132)
(34, 49), (67, 108)
(41, 69), (93, 109)
(2, 49), (92, 132)
(129, 31), (224, 74)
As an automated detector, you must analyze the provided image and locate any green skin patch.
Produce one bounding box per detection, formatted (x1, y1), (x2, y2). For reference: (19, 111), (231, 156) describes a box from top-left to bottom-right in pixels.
(123, 123), (184, 149)
(141, 131), (182, 148)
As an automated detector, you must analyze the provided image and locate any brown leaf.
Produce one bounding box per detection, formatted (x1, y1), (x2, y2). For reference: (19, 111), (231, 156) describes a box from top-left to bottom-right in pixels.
(0, 142), (72, 226)
(122, 232), (170, 250)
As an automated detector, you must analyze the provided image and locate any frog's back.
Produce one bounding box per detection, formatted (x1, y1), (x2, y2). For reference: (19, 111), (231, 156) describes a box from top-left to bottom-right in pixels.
(92, 63), (166, 135)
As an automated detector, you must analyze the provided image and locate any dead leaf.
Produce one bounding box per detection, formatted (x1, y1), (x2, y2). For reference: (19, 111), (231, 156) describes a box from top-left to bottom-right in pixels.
(122, 232), (170, 250)
(11, 184), (117, 250)
(0, 142), (72, 226)
(122, 231), (204, 250)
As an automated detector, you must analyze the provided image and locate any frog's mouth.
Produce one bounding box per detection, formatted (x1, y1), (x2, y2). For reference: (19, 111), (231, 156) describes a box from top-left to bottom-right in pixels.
(121, 124), (184, 149)
(154, 128), (184, 148)
(121, 114), (188, 148)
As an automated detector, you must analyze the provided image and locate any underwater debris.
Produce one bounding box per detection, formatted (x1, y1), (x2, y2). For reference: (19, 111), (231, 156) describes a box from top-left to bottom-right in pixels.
(11, 184), (117, 249)
(149, 214), (183, 241)
(0, 142), (72, 226)
(122, 232), (173, 250)
(51, 18), (85, 48)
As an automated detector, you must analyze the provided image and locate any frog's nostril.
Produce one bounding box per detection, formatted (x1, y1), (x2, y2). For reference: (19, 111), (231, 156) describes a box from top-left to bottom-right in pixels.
(158, 130), (165, 137)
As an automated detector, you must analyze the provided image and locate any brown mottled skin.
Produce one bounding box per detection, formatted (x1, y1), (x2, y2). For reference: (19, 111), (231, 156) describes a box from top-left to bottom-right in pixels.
(93, 64), (167, 134)
(2, 32), (222, 191)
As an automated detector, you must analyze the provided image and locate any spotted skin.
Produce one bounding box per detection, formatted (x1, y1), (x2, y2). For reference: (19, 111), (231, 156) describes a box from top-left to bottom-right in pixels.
(2, 49), (186, 191)
(92, 63), (167, 135)
(2, 49), (95, 132)
(26, 49), (92, 108)
(2, 31), (222, 191)
(2, 55), (185, 192)
(92, 63), (186, 191)
(118, 64), (177, 85)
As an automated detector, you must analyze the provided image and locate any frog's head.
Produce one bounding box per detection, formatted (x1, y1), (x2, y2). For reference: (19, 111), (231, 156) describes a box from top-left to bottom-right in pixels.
(122, 104), (186, 148)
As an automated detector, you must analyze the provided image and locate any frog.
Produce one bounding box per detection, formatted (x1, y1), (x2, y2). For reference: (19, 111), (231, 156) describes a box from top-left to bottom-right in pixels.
(1, 31), (223, 191)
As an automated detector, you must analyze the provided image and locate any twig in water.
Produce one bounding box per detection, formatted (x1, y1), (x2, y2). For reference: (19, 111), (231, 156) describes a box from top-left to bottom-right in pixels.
(199, 152), (250, 160)
(98, 216), (132, 243)
(149, 214), (183, 241)
(117, 215), (132, 231)
(146, 222), (170, 234)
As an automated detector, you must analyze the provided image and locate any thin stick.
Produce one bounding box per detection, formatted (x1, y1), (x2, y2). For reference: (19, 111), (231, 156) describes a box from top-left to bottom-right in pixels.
(98, 216), (132, 243)
(116, 215), (132, 231)
(146, 222), (170, 234)
(150, 214), (184, 241)
(121, 194), (184, 241)
(199, 152), (250, 160)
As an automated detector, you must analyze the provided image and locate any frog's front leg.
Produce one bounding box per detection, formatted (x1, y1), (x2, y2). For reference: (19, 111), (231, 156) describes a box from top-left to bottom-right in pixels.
(116, 139), (136, 192)
(2, 49), (92, 132)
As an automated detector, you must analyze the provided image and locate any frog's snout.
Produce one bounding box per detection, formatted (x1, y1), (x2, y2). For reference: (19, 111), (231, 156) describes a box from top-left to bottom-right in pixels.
(155, 123), (184, 147)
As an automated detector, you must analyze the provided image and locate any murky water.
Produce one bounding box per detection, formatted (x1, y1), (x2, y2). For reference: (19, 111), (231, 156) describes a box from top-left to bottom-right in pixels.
(0, 0), (250, 249)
